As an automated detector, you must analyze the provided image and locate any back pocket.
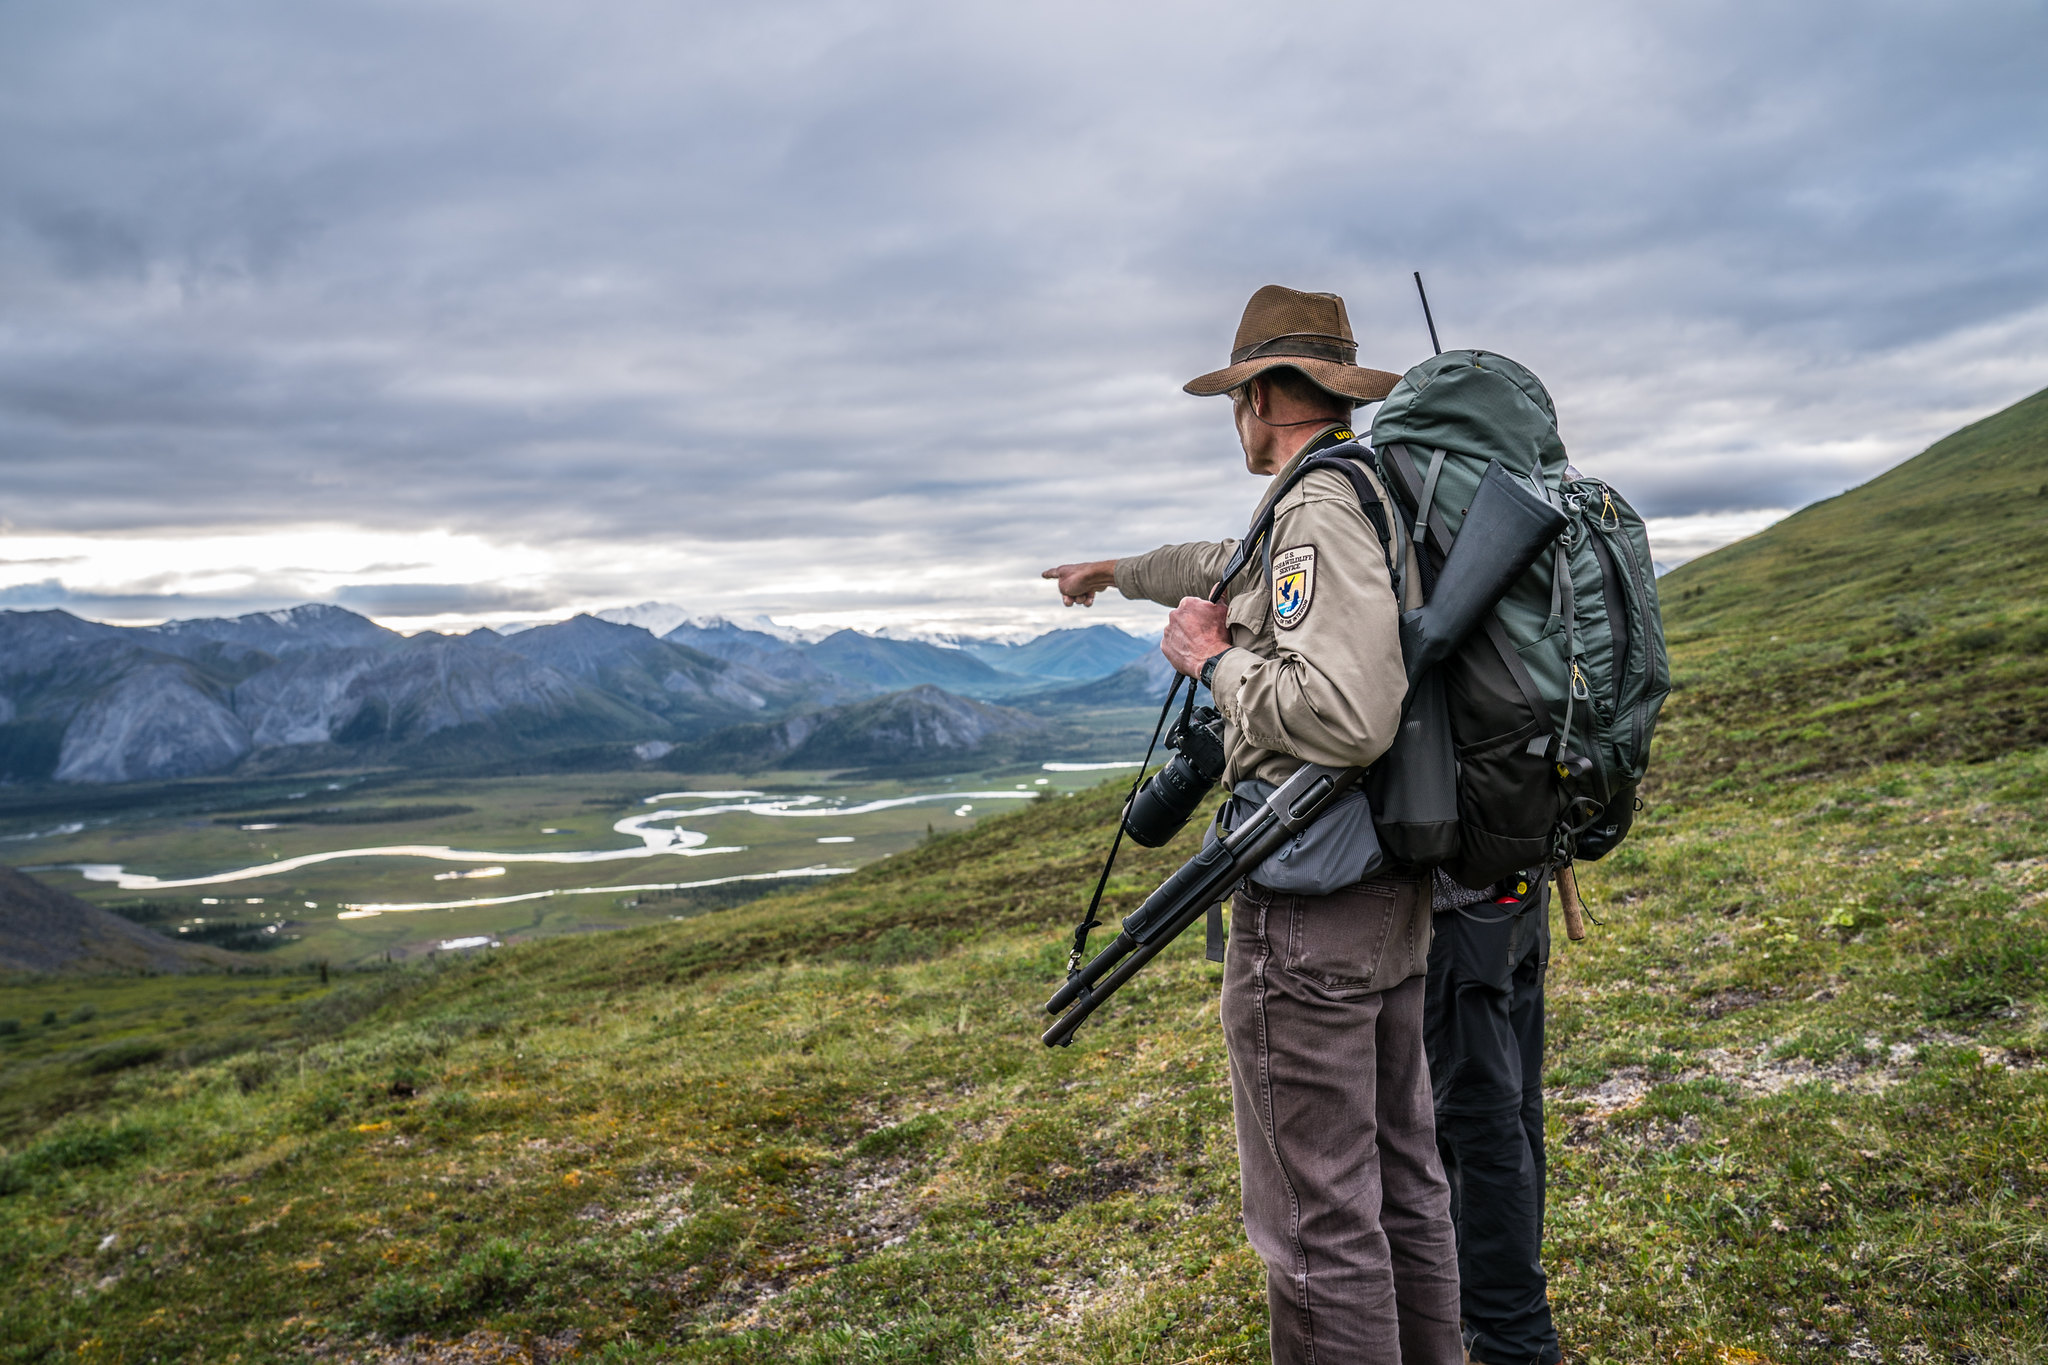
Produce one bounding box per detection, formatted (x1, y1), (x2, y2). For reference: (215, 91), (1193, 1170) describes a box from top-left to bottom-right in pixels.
(1284, 881), (1405, 996)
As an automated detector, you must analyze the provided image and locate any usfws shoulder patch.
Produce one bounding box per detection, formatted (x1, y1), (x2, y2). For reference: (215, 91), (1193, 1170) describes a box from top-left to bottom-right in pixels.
(1272, 545), (1316, 629)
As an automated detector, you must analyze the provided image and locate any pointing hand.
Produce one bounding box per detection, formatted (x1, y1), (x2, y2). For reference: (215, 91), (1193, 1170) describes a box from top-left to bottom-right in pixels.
(1042, 560), (1117, 607)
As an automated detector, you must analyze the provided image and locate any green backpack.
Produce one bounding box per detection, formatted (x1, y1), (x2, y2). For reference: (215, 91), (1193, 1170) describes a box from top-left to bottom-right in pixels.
(1370, 349), (1670, 886)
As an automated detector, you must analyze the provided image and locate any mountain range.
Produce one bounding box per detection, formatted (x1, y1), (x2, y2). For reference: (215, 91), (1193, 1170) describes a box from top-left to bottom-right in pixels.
(0, 607), (1159, 786)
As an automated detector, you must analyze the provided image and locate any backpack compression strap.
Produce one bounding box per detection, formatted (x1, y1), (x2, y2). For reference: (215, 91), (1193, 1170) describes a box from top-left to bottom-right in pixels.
(1380, 442), (1591, 778)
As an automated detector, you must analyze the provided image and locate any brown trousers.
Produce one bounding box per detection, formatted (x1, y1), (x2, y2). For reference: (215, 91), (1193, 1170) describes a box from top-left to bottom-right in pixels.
(1224, 876), (1464, 1364)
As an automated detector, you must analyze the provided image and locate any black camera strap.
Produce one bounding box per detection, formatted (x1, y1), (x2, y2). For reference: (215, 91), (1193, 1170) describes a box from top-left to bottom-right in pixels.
(1064, 672), (1184, 979)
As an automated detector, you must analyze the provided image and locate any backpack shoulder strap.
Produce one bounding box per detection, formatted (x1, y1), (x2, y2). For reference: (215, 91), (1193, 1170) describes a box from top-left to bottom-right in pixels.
(1212, 442), (1398, 599)
(1299, 448), (1393, 549)
(1298, 445), (1403, 607)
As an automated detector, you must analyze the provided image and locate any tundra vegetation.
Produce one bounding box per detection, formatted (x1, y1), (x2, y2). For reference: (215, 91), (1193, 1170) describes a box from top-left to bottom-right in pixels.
(1, 386), (2045, 1362)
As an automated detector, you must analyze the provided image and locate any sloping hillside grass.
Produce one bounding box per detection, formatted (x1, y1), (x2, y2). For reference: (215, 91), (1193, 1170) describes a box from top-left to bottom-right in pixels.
(2, 754), (2044, 1364)
(1654, 384), (2048, 790)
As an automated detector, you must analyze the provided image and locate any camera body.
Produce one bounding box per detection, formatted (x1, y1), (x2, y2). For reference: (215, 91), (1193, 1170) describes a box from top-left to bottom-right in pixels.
(1122, 704), (1227, 847)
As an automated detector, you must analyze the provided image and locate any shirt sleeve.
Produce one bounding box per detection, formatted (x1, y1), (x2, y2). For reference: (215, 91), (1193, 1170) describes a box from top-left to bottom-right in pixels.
(1112, 540), (1237, 607)
(1208, 472), (1407, 769)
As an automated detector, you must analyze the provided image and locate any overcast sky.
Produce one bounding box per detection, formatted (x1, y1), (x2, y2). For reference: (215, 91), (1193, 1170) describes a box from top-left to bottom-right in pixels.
(2, 0), (2044, 637)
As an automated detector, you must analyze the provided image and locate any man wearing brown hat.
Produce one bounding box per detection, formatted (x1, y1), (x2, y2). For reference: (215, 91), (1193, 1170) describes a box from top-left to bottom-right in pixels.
(1045, 285), (1463, 1363)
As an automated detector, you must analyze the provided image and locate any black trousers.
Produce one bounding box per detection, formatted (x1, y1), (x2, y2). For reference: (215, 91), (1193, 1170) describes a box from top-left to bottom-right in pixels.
(1422, 885), (1560, 1365)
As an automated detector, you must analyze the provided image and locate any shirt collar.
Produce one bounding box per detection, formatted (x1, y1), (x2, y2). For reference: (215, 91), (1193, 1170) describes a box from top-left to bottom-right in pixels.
(1258, 422), (1357, 513)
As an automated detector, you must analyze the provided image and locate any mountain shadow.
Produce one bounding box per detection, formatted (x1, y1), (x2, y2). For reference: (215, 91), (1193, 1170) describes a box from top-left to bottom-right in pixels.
(1022, 650), (1177, 710)
(0, 865), (246, 974)
(958, 623), (1154, 680)
(803, 630), (1021, 697)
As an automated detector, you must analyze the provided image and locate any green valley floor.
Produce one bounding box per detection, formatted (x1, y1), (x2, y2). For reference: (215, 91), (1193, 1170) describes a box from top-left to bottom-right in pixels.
(3, 749), (2044, 1364)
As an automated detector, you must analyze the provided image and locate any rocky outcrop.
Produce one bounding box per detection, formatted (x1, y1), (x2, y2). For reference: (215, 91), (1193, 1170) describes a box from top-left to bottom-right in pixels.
(231, 647), (390, 747)
(52, 664), (251, 783)
(234, 633), (597, 746)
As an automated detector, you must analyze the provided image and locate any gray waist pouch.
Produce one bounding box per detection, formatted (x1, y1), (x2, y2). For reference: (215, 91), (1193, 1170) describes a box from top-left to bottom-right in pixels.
(1203, 776), (1385, 896)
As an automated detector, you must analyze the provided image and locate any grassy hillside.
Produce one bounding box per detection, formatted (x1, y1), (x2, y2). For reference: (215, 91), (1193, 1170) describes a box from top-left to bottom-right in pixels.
(1655, 384), (2048, 788)
(1, 390), (2044, 1363)
(3, 758), (2045, 1364)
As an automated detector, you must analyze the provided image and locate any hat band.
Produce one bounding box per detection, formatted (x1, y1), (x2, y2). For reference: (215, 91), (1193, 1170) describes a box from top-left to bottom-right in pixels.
(1230, 332), (1359, 366)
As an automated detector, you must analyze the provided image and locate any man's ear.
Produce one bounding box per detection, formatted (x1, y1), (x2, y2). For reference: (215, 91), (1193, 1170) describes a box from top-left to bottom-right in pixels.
(1249, 375), (1267, 419)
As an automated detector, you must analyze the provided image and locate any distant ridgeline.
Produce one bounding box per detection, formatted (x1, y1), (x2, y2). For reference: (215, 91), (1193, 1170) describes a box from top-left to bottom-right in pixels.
(1654, 383), (2048, 791)
(0, 608), (1160, 785)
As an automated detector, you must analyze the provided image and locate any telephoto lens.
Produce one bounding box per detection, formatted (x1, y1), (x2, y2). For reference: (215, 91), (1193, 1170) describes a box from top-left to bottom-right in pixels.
(1122, 705), (1227, 847)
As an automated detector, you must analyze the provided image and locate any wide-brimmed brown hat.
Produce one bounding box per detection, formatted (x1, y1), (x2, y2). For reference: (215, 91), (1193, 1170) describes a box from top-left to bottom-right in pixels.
(1183, 284), (1402, 403)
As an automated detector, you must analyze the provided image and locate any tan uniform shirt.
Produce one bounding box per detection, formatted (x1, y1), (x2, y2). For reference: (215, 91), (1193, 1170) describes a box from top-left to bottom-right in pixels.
(1113, 432), (1417, 790)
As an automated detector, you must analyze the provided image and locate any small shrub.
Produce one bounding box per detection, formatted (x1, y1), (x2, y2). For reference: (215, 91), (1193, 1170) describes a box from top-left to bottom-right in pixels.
(364, 1276), (440, 1335)
(849, 924), (943, 966)
(362, 1240), (535, 1336)
(857, 1112), (946, 1158)
(289, 1082), (354, 1132)
(39, 1011), (56, 1027)
(0, 1019), (19, 1036)
(1892, 604), (1929, 639)
(453, 1238), (536, 1310)
(975, 1115), (1071, 1181)
(67, 1004), (97, 1025)
(422, 1089), (476, 1139)
(1954, 624), (2005, 652)
(746, 1144), (812, 1185)
(228, 1052), (284, 1094)
(1600, 845), (1650, 873)
(81, 1040), (166, 1075)
(1921, 926), (2048, 1020)
(0, 1122), (156, 1196)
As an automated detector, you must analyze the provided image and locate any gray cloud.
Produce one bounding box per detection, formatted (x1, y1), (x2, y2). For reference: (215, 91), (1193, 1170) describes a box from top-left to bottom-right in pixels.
(1, 0), (2044, 628)
(330, 582), (560, 616)
(0, 577), (319, 621)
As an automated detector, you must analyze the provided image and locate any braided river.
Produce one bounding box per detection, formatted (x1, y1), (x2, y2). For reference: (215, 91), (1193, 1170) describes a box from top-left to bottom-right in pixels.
(68, 787), (1044, 917)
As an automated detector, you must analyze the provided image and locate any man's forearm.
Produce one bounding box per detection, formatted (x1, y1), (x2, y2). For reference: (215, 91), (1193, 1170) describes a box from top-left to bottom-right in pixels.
(1114, 541), (1236, 608)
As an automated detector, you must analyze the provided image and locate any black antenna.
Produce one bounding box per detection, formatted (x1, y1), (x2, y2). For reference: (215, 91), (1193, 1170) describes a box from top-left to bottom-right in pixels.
(1413, 271), (1442, 355)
